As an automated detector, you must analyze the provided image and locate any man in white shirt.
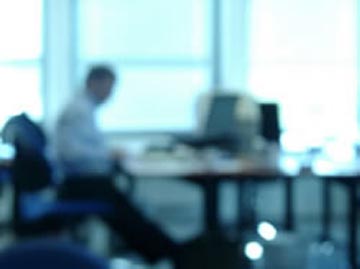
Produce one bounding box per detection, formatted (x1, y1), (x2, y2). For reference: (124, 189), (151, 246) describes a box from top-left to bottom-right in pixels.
(54, 66), (117, 176)
(54, 65), (180, 265)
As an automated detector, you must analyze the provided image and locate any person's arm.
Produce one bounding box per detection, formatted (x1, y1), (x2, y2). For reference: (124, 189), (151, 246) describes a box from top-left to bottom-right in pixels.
(57, 125), (111, 163)
(55, 103), (112, 165)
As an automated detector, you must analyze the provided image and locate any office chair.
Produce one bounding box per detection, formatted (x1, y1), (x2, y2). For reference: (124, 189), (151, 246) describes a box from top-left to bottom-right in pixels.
(1, 113), (115, 237)
(0, 238), (109, 269)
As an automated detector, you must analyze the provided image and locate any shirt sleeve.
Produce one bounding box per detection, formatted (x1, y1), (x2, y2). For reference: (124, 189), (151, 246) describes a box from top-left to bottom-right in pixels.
(54, 99), (112, 170)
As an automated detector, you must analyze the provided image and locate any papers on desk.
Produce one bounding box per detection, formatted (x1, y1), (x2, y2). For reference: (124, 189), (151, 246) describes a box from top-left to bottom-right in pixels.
(124, 148), (302, 178)
(309, 140), (360, 176)
(311, 156), (360, 176)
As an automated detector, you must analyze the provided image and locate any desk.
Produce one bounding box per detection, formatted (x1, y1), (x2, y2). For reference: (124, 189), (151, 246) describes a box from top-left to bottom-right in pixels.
(124, 149), (302, 233)
(311, 155), (360, 269)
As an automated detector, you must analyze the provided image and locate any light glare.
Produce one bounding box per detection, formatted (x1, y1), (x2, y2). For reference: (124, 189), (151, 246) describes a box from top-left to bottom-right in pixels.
(257, 221), (277, 241)
(244, 241), (264, 260)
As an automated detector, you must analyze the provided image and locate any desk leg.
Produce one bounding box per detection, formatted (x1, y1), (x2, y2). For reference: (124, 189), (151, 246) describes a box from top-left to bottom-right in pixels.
(284, 177), (294, 231)
(204, 179), (220, 232)
(347, 182), (357, 269)
(237, 181), (257, 230)
(321, 178), (332, 241)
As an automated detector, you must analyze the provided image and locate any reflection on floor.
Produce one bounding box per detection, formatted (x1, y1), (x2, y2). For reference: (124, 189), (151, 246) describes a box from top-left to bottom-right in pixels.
(0, 176), (354, 269)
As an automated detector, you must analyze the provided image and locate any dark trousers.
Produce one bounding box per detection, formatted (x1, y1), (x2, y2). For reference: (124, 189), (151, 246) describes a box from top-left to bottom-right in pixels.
(57, 176), (178, 263)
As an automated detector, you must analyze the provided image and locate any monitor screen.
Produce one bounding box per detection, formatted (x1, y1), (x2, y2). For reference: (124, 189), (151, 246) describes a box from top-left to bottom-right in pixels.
(204, 94), (239, 139)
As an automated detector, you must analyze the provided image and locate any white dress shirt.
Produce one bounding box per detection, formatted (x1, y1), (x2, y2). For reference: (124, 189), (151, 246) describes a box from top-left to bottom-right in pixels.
(53, 91), (113, 176)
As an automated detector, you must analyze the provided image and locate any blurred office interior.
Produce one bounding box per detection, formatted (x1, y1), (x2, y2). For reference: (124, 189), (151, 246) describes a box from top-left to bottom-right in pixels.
(0, 0), (359, 268)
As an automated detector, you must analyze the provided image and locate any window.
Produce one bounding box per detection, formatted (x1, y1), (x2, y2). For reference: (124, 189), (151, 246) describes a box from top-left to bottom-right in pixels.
(0, 0), (43, 127)
(76, 0), (214, 132)
(248, 0), (358, 143)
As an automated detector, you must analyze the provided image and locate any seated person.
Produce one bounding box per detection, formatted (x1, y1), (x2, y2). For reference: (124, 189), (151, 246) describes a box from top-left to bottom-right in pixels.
(53, 65), (182, 266)
(54, 67), (118, 177)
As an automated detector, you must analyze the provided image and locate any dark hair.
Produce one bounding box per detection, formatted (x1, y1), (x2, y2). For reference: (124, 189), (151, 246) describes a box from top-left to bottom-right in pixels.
(86, 65), (115, 85)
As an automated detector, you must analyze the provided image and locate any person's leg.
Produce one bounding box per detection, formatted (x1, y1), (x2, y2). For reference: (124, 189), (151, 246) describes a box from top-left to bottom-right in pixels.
(58, 176), (179, 263)
(103, 193), (179, 263)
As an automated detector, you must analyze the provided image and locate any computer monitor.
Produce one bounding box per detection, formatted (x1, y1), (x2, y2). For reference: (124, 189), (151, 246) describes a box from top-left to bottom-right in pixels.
(203, 94), (239, 139)
(173, 94), (240, 151)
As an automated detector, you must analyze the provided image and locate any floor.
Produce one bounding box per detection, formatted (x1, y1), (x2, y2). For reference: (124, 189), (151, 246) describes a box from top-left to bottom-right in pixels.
(0, 175), (354, 269)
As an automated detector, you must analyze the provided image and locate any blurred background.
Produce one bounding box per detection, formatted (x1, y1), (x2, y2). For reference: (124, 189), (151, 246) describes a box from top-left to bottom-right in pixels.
(0, 0), (357, 138)
(0, 0), (359, 268)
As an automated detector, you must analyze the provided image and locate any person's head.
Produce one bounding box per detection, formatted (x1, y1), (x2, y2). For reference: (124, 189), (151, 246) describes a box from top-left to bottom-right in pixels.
(85, 65), (116, 104)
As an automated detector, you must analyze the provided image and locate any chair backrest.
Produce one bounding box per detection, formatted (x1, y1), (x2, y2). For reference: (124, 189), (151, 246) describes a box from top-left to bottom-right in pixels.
(259, 103), (281, 143)
(2, 113), (46, 153)
(0, 239), (109, 269)
(1, 114), (54, 228)
(2, 113), (52, 191)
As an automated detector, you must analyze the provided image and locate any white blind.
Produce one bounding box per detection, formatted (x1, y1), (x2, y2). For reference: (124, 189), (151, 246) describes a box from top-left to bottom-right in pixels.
(0, 0), (43, 127)
(76, 0), (214, 132)
(248, 0), (358, 142)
